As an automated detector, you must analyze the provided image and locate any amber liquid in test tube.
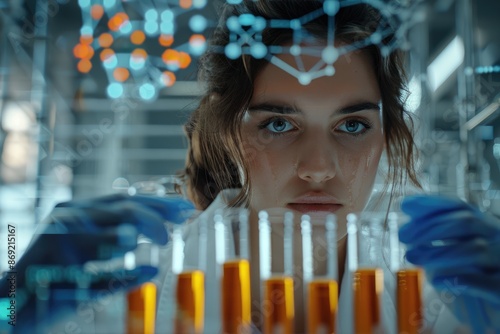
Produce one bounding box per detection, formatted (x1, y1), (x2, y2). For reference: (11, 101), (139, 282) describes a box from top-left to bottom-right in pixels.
(259, 210), (295, 334)
(214, 208), (252, 334)
(125, 181), (167, 334)
(127, 283), (157, 334)
(170, 220), (206, 334)
(388, 214), (423, 334)
(301, 214), (339, 334)
(347, 213), (385, 334)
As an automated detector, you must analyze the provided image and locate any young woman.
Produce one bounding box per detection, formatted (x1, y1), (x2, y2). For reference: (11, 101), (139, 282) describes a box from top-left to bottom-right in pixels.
(2, 0), (498, 333)
(155, 1), (499, 333)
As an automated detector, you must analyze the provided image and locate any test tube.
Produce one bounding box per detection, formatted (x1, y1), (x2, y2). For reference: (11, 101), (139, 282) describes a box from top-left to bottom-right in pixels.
(214, 208), (251, 334)
(388, 213), (423, 334)
(127, 283), (157, 334)
(125, 180), (165, 334)
(347, 213), (385, 334)
(259, 210), (295, 334)
(170, 218), (207, 334)
(301, 214), (338, 334)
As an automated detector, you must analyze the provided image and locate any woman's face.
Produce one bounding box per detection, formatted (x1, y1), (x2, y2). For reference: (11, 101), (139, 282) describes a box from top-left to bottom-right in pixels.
(241, 49), (385, 236)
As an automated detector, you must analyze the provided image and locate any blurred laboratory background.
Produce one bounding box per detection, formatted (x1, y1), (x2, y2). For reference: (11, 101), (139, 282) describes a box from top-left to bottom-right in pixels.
(0, 0), (499, 267)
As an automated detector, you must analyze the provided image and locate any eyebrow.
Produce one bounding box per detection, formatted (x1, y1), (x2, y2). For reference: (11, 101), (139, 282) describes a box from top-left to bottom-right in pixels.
(247, 101), (381, 115)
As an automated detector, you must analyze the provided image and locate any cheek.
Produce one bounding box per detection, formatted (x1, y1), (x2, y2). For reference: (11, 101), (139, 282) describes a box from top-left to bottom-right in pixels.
(246, 147), (295, 210)
(342, 143), (384, 210)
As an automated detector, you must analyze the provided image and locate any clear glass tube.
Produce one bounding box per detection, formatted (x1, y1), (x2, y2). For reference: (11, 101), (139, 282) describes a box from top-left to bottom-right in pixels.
(125, 180), (165, 334)
(347, 212), (385, 334)
(301, 214), (338, 334)
(388, 213), (424, 334)
(214, 207), (251, 334)
(259, 209), (295, 334)
(169, 216), (207, 334)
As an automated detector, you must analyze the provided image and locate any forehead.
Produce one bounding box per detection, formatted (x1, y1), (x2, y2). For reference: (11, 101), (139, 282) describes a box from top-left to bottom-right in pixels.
(251, 50), (381, 107)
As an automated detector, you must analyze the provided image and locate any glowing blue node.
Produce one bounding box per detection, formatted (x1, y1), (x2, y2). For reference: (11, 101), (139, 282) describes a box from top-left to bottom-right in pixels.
(321, 46), (338, 64)
(161, 10), (174, 22)
(120, 21), (132, 34)
(227, 0), (242, 4)
(325, 65), (335, 76)
(290, 19), (301, 30)
(190, 41), (207, 56)
(145, 9), (158, 21)
(103, 55), (118, 69)
(290, 45), (301, 56)
(193, 0), (207, 8)
(130, 57), (145, 70)
(227, 16), (240, 31)
(78, 0), (90, 8)
(250, 43), (267, 59)
(370, 33), (382, 44)
(298, 74), (311, 85)
(103, 0), (116, 8)
(239, 14), (255, 26)
(160, 22), (174, 34)
(144, 21), (159, 35)
(323, 0), (339, 16)
(225, 43), (241, 59)
(139, 83), (156, 101)
(107, 83), (124, 99)
(253, 17), (266, 31)
(189, 15), (207, 33)
(80, 25), (93, 36)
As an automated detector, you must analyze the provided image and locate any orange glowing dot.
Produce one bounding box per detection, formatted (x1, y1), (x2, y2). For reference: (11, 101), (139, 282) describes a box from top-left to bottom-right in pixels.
(179, 0), (192, 9)
(159, 34), (174, 47)
(84, 45), (94, 59)
(80, 35), (93, 45)
(90, 5), (104, 20)
(130, 30), (146, 45)
(98, 33), (114, 48)
(100, 48), (115, 62)
(178, 52), (191, 69)
(131, 48), (148, 60)
(113, 68), (130, 82)
(73, 43), (93, 59)
(162, 71), (176, 87)
(108, 12), (129, 31)
(77, 59), (92, 73)
(189, 34), (206, 45)
(162, 49), (180, 66)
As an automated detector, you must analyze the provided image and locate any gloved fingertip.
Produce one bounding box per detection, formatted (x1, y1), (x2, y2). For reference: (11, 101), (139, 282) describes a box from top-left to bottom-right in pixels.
(398, 224), (413, 243)
(127, 265), (159, 283)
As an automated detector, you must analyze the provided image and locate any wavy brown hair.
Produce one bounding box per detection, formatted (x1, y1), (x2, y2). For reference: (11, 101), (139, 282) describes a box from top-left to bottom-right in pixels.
(177, 0), (420, 210)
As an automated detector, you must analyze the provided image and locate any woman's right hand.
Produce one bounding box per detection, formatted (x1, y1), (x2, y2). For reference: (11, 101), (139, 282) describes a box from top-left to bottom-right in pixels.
(0, 193), (194, 330)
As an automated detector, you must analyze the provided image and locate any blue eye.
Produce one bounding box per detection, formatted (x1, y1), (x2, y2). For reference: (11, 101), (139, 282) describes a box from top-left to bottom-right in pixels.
(265, 118), (294, 134)
(337, 120), (368, 134)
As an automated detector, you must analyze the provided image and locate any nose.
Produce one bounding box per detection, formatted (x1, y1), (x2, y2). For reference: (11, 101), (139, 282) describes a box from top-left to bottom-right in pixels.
(295, 134), (337, 183)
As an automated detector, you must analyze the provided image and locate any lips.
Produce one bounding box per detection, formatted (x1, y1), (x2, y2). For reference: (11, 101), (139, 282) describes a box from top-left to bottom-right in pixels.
(286, 191), (342, 214)
(286, 203), (342, 214)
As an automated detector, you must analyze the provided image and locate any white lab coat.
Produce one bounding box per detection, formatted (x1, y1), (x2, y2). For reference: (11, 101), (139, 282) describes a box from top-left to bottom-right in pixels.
(154, 189), (470, 334)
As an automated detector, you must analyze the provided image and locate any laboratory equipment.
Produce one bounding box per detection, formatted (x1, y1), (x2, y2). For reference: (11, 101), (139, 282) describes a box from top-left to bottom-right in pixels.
(301, 214), (338, 334)
(347, 212), (386, 334)
(127, 178), (196, 334)
(388, 212), (423, 334)
(170, 215), (208, 334)
(214, 207), (251, 334)
(259, 209), (295, 334)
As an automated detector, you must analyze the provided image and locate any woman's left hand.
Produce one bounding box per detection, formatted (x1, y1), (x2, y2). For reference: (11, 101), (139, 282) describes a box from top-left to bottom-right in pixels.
(399, 195), (500, 333)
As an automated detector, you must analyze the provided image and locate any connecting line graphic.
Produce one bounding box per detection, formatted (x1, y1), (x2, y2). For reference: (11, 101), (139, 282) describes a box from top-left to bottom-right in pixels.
(73, 0), (426, 99)
(223, 0), (423, 85)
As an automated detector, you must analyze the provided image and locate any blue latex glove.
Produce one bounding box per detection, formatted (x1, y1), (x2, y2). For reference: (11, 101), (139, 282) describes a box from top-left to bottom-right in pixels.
(0, 193), (194, 332)
(399, 195), (500, 333)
